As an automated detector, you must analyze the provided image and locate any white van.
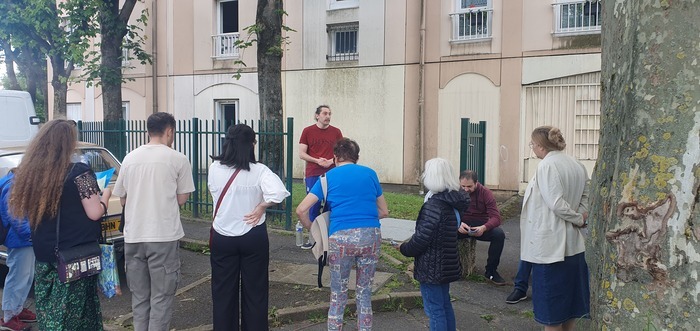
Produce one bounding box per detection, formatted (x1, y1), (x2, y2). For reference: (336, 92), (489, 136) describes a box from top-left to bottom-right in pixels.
(0, 90), (41, 148)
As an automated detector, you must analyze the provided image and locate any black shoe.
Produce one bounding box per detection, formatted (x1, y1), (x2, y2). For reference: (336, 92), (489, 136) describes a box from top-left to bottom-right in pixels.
(506, 289), (527, 304)
(300, 242), (314, 250)
(485, 271), (506, 286)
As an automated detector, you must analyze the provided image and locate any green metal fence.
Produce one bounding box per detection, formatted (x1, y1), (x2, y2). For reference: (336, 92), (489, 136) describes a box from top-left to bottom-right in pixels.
(459, 118), (486, 183)
(77, 117), (295, 229)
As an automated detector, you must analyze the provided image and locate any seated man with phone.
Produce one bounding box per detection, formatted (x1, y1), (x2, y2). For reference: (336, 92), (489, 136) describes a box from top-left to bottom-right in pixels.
(457, 170), (506, 286)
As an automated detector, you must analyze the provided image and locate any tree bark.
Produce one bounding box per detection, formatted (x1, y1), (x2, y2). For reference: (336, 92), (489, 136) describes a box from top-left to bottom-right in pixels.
(0, 39), (21, 90)
(99, 0), (137, 160)
(589, 1), (700, 329)
(50, 55), (69, 119)
(256, 0), (284, 176)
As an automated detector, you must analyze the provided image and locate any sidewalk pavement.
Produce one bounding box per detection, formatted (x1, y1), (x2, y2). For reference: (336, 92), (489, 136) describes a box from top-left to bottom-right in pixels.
(175, 192), (552, 330)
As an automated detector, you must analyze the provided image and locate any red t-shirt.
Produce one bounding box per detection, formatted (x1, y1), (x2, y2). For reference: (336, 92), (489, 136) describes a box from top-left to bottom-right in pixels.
(299, 124), (343, 177)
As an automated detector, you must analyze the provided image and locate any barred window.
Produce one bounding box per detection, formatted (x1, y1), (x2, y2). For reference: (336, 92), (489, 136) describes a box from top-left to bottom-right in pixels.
(327, 23), (358, 62)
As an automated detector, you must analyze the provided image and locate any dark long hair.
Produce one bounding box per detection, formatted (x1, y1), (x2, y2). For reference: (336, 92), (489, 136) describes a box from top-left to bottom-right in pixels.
(211, 124), (257, 171)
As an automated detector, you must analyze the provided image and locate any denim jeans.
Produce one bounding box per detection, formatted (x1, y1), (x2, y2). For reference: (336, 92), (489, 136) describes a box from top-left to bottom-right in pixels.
(514, 260), (532, 293)
(2, 246), (35, 322)
(419, 283), (456, 331)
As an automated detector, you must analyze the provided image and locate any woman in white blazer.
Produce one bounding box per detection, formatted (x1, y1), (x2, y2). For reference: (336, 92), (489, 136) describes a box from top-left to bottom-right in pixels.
(521, 126), (590, 331)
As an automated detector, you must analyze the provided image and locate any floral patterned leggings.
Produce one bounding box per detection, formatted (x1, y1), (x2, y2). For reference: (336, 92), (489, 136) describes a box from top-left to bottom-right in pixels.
(327, 227), (381, 331)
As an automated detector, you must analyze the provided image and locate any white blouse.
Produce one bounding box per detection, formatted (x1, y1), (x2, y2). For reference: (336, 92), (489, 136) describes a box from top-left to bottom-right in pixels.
(208, 161), (290, 237)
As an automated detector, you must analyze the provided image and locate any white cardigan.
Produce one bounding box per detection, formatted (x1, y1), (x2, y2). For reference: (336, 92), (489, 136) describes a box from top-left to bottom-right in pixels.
(520, 151), (589, 264)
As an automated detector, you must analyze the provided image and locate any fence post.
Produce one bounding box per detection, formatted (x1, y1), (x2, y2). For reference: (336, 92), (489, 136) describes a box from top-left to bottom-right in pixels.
(192, 118), (200, 218)
(77, 120), (84, 141)
(478, 121), (487, 183)
(459, 118), (471, 173)
(285, 117), (294, 230)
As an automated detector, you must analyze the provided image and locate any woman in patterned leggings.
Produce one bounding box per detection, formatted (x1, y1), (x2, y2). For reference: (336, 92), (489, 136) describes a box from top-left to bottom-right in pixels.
(297, 138), (389, 330)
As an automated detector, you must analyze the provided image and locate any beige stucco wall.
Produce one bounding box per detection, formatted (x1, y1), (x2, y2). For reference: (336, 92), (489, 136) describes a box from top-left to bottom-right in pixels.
(438, 73), (501, 187)
(284, 66), (405, 184)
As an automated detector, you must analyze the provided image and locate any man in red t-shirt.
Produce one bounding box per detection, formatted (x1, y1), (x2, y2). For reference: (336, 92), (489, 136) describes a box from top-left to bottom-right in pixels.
(298, 105), (343, 249)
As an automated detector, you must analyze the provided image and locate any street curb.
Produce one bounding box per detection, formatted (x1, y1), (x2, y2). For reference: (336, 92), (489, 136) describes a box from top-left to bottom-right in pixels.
(271, 291), (423, 325)
(174, 291), (422, 331)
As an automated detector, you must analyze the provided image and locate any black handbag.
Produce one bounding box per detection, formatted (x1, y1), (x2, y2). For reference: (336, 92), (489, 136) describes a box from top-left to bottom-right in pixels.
(54, 167), (102, 283)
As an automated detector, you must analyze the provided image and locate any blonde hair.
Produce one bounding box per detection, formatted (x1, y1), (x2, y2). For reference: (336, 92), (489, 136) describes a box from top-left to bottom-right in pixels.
(422, 158), (460, 193)
(10, 120), (78, 229)
(532, 126), (566, 152)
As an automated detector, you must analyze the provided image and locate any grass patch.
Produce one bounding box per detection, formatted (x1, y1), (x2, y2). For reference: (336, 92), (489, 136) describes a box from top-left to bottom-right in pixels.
(465, 273), (487, 282)
(480, 314), (495, 323)
(380, 297), (407, 312)
(521, 310), (534, 319)
(180, 241), (210, 255)
(291, 183), (423, 221)
(383, 191), (423, 220)
(381, 243), (413, 264)
(307, 311), (326, 323)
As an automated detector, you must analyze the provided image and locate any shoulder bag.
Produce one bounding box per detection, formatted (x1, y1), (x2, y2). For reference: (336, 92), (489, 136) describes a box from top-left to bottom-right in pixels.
(309, 174), (330, 287)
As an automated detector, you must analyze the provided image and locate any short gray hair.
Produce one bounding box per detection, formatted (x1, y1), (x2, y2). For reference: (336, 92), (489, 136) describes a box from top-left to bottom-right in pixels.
(422, 158), (460, 193)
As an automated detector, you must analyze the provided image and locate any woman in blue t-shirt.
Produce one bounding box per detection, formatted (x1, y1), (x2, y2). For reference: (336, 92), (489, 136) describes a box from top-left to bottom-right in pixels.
(296, 138), (389, 331)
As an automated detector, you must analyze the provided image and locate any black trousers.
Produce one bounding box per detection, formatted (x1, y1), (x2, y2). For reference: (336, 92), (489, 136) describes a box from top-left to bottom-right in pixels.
(210, 223), (270, 331)
(458, 226), (506, 273)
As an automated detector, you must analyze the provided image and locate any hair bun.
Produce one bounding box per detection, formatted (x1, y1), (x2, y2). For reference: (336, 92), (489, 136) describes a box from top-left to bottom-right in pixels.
(548, 128), (566, 150)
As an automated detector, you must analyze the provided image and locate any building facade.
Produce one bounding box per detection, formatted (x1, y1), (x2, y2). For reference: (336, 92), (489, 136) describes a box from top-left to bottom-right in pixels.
(58, 0), (603, 191)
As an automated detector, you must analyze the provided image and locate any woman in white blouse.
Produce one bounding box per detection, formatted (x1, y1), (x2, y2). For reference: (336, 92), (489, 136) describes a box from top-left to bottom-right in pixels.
(207, 124), (290, 331)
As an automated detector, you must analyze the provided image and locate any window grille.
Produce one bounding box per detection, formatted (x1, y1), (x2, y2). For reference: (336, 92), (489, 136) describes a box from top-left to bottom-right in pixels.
(327, 23), (359, 62)
(553, 0), (602, 34)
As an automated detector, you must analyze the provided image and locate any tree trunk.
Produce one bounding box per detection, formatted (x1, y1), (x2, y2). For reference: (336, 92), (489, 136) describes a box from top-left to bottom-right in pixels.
(589, 1), (700, 329)
(99, 0), (137, 160)
(0, 39), (21, 90)
(256, 0), (284, 177)
(50, 56), (68, 119)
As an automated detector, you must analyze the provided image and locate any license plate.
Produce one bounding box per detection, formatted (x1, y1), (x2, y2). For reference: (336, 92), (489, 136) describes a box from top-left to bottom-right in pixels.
(101, 216), (121, 234)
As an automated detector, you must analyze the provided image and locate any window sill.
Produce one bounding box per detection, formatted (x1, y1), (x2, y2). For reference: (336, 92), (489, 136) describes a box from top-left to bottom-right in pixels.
(449, 37), (492, 44)
(552, 30), (601, 37)
(328, 2), (359, 11)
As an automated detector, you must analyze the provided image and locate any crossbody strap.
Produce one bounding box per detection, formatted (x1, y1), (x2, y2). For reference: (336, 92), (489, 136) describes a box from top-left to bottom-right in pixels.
(214, 168), (242, 219)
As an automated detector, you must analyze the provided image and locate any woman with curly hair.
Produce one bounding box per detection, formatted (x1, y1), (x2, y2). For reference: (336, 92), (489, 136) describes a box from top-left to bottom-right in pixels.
(9, 119), (111, 330)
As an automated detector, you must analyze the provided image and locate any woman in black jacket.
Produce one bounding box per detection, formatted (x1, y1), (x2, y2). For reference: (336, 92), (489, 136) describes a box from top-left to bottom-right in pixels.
(397, 158), (470, 331)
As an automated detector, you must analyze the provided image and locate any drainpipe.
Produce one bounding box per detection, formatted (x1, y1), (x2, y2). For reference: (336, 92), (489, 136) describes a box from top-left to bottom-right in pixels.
(417, 0), (426, 193)
(151, 0), (158, 114)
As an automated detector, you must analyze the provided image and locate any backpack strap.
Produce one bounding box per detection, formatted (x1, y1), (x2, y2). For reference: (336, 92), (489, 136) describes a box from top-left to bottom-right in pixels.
(317, 174), (329, 288)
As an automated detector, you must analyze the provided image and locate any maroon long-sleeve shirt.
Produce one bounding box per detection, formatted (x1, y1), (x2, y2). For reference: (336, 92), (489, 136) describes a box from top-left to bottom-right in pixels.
(460, 183), (502, 230)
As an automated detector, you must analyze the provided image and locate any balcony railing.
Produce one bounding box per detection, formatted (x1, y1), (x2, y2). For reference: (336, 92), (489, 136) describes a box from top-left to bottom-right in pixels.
(553, 0), (602, 35)
(450, 8), (493, 42)
(212, 32), (240, 59)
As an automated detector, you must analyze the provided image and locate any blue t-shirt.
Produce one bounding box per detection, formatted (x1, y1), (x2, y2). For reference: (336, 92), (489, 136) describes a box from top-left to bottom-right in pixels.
(310, 164), (383, 235)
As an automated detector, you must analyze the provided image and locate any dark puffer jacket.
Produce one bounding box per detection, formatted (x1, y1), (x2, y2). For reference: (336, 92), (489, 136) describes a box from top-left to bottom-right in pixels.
(400, 190), (470, 284)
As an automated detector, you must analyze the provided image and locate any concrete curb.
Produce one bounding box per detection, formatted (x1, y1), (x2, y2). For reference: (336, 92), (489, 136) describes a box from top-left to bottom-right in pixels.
(272, 291), (423, 325)
(176, 291), (423, 331)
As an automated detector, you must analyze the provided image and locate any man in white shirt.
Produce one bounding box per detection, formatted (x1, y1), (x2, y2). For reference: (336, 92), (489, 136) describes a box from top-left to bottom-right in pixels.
(113, 112), (195, 331)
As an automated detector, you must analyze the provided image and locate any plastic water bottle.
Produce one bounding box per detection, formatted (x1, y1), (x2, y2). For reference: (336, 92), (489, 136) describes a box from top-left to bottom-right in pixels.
(295, 221), (304, 246)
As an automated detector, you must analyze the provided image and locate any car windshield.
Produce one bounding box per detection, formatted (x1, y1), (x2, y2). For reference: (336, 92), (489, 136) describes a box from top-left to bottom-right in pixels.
(0, 147), (121, 187)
